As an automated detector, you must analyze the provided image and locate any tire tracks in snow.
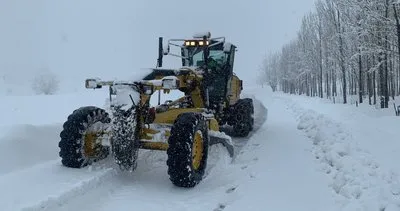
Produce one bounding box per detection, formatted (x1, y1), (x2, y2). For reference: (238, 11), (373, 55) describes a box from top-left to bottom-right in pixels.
(21, 167), (117, 211)
(0, 159), (115, 211)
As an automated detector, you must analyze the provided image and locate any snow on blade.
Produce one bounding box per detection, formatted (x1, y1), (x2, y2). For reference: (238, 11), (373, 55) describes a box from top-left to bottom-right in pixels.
(209, 130), (232, 143)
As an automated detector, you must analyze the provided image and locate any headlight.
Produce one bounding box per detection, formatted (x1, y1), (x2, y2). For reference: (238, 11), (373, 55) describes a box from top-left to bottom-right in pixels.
(198, 41), (209, 46)
(184, 40), (209, 46)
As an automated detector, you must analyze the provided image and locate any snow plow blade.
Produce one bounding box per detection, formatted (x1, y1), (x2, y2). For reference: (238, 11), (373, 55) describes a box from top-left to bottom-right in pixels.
(209, 132), (234, 158)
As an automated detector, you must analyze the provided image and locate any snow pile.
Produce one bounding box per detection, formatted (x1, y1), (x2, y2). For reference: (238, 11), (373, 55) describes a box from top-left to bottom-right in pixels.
(241, 85), (272, 124)
(0, 124), (61, 175)
(286, 98), (400, 211)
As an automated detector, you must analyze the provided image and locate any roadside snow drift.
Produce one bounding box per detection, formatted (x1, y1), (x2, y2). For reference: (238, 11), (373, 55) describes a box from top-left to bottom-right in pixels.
(0, 124), (61, 175)
(280, 95), (400, 211)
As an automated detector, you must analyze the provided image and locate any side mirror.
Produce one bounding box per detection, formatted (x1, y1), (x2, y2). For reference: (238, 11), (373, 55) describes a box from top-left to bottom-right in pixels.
(223, 42), (232, 53)
(85, 78), (101, 89)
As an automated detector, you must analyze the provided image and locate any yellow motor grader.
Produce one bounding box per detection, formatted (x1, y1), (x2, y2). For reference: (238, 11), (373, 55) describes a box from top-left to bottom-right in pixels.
(58, 32), (254, 188)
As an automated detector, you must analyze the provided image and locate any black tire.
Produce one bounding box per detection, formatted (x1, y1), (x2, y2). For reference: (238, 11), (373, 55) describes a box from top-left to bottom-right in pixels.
(167, 112), (209, 188)
(59, 106), (111, 168)
(231, 98), (254, 137)
(110, 105), (140, 172)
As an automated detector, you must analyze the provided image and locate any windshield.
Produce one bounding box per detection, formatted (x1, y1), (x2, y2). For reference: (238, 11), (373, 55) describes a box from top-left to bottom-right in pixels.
(192, 50), (227, 67)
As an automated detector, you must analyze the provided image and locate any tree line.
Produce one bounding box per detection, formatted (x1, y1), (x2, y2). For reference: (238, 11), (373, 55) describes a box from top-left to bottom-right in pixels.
(261, 0), (400, 108)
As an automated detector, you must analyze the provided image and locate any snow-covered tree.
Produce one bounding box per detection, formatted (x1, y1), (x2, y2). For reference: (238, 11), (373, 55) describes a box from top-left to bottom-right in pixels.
(32, 69), (60, 95)
(261, 0), (400, 108)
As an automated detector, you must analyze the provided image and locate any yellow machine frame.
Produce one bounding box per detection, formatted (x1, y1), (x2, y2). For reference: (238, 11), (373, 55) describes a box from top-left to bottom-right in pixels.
(86, 67), (224, 153)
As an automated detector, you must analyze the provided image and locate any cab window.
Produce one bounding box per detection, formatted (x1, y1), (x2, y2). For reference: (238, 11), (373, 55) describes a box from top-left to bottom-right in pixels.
(192, 50), (227, 67)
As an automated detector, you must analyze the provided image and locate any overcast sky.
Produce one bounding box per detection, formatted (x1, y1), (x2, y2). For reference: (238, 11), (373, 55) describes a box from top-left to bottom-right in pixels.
(0, 0), (316, 91)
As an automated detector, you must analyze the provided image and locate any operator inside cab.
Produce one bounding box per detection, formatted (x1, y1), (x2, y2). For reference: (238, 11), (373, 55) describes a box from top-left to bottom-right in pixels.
(182, 39), (235, 109)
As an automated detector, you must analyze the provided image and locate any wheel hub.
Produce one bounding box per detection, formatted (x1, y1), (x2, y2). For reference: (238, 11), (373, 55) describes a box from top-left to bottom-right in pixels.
(83, 132), (98, 157)
(192, 130), (204, 170)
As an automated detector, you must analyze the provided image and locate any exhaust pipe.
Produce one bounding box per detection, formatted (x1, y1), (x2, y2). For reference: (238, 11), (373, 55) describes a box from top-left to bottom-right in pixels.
(157, 37), (163, 68)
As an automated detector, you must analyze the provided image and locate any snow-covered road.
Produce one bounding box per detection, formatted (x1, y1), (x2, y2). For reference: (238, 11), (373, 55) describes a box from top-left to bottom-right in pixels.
(3, 88), (400, 210)
(226, 97), (337, 211)
(33, 93), (337, 211)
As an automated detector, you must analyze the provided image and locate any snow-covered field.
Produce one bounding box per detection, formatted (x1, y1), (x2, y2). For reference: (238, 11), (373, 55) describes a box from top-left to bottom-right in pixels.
(2, 85), (400, 210)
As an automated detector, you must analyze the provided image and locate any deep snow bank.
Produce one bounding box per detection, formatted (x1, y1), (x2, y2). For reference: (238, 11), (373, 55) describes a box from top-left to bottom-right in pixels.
(0, 89), (110, 175)
(0, 124), (61, 175)
(282, 96), (400, 211)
